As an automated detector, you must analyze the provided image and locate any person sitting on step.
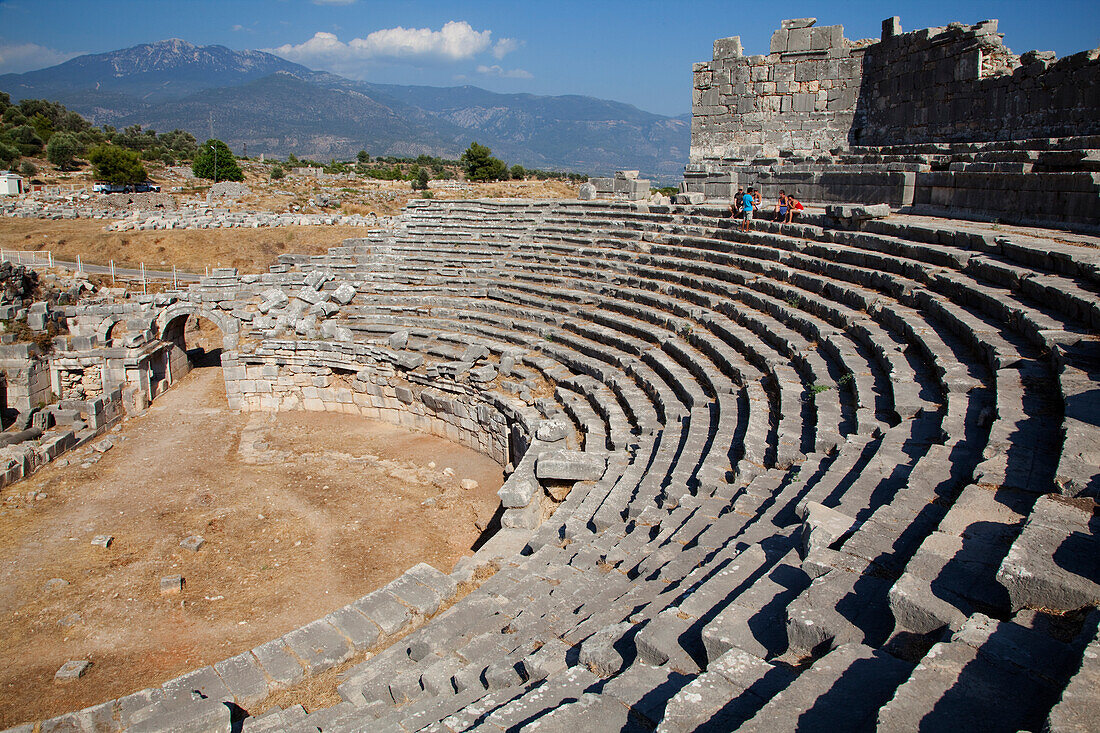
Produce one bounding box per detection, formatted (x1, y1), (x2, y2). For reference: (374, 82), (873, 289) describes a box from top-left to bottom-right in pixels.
(785, 195), (805, 224)
(775, 190), (790, 222)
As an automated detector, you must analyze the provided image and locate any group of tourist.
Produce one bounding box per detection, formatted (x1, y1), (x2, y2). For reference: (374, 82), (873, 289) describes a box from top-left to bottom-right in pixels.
(729, 187), (804, 231)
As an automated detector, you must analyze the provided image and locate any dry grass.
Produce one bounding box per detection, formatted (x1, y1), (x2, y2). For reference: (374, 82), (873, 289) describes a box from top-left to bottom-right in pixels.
(0, 219), (369, 274)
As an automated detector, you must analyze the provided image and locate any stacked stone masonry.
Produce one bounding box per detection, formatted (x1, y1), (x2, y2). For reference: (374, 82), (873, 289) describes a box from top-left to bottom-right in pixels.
(686, 17), (1100, 226)
(12, 194), (1097, 732)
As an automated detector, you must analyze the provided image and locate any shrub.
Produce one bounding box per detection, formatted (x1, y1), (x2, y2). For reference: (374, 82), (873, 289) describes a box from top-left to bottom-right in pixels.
(88, 145), (147, 184)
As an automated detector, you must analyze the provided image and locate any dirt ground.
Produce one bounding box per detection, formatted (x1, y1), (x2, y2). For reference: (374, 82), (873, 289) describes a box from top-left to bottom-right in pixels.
(0, 365), (504, 727)
(0, 218), (370, 275)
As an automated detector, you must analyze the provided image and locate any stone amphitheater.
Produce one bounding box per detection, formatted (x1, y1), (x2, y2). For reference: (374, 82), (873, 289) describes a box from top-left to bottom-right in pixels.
(7, 15), (1100, 733)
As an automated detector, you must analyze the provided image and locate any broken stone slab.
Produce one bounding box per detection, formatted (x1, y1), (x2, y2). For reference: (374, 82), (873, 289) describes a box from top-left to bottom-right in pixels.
(159, 575), (183, 595)
(387, 330), (410, 349)
(502, 500), (542, 529)
(782, 17), (816, 29)
(404, 562), (458, 602)
(578, 621), (636, 677)
(461, 344), (490, 363)
(825, 203), (892, 227)
(797, 501), (860, 558)
(535, 450), (608, 482)
(251, 640), (305, 689)
(535, 419), (570, 443)
(352, 590), (412, 635)
(393, 352), (423, 371)
(90, 535), (113, 549)
(996, 494), (1100, 613)
(180, 535), (205, 552)
(578, 183), (596, 201)
(90, 437), (113, 453)
(674, 192), (706, 204)
(54, 660), (91, 682)
(499, 473), (540, 509)
(125, 698), (230, 733)
(469, 364), (497, 382)
(304, 270), (329, 291)
(331, 283), (357, 305)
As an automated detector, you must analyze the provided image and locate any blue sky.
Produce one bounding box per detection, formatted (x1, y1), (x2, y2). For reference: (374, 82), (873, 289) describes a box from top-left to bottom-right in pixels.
(0, 0), (1097, 116)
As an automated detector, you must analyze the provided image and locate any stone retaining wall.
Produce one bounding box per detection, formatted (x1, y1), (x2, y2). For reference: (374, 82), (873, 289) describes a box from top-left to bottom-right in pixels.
(225, 344), (514, 469)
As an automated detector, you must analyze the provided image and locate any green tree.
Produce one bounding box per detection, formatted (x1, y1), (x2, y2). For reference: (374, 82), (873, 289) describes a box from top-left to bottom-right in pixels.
(357, 150), (370, 164)
(191, 139), (244, 182)
(271, 164), (286, 180)
(29, 113), (54, 143)
(460, 142), (508, 182)
(11, 125), (44, 156)
(88, 145), (148, 185)
(510, 165), (525, 180)
(46, 132), (82, 170)
(412, 167), (430, 191)
(0, 141), (19, 169)
(20, 160), (37, 178)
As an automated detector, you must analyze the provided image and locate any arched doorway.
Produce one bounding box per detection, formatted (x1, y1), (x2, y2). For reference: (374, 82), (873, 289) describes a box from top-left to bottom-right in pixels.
(162, 313), (225, 368)
(155, 306), (231, 396)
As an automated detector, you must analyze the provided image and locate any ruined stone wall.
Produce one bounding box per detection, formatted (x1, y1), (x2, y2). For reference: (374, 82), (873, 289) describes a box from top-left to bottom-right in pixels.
(855, 21), (1100, 145)
(690, 17), (1100, 166)
(690, 19), (865, 163)
(225, 343), (515, 469)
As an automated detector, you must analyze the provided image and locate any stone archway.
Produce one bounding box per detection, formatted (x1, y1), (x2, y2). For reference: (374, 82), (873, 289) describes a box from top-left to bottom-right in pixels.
(154, 304), (236, 386)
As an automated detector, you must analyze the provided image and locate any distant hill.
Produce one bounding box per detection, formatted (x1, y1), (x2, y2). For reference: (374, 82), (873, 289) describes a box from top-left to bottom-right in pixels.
(0, 40), (688, 181)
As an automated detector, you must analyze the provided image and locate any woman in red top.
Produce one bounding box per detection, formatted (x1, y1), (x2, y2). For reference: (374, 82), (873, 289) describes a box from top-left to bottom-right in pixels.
(785, 195), (804, 224)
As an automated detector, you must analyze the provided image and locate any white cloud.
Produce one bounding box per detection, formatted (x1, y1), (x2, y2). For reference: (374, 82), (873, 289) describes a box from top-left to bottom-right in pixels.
(492, 37), (520, 59)
(268, 20), (524, 77)
(0, 41), (79, 74)
(477, 64), (532, 79)
(271, 21), (492, 65)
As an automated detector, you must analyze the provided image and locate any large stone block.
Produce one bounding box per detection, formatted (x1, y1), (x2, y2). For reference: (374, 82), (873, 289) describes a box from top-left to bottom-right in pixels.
(996, 495), (1100, 613)
(714, 36), (743, 60)
(787, 28), (812, 53)
(535, 450), (608, 481)
(770, 30), (789, 54)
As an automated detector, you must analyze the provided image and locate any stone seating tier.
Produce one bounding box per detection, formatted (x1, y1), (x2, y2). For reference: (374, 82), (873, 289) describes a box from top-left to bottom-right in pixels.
(27, 197), (1098, 733)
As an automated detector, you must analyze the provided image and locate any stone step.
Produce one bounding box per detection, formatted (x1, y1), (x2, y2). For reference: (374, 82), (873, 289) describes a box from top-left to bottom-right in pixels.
(737, 642), (912, 732)
(878, 614), (1079, 732)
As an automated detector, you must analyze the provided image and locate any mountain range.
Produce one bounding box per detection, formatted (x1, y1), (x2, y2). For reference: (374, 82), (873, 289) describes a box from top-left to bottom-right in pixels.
(0, 39), (689, 181)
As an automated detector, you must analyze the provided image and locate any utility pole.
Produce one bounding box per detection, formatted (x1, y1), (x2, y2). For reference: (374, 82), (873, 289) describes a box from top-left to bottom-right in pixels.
(211, 145), (218, 184)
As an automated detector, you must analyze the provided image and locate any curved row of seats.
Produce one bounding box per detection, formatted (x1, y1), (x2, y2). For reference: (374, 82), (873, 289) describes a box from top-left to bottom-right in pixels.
(45, 197), (1091, 733)
(186, 198), (1099, 732)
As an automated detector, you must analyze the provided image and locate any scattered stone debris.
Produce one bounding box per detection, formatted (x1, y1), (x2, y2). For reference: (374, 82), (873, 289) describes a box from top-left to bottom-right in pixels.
(43, 578), (69, 591)
(54, 660), (91, 682)
(208, 181), (252, 199)
(180, 535), (205, 552)
(159, 575), (183, 595)
(57, 612), (82, 629)
(90, 534), (113, 548)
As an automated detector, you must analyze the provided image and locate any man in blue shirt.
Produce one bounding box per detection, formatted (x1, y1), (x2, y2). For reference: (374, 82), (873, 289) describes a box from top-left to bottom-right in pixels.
(741, 188), (755, 232)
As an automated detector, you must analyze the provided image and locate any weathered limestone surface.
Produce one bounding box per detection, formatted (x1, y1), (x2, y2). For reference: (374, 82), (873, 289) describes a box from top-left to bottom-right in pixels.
(20, 182), (1100, 732)
(686, 16), (1100, 225)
